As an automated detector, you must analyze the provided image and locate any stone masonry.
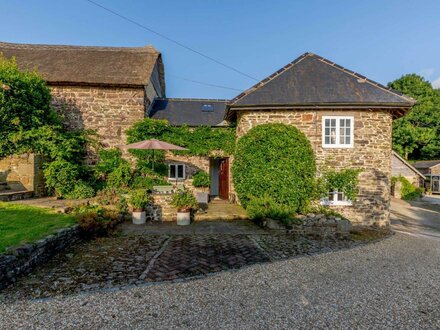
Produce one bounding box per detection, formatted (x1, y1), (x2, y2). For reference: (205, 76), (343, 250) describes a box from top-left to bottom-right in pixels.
(235, 109), (393, 226)
(0, 225), (80, 290)
(0, 153), (45, 196)
(50, 85), (147, 152)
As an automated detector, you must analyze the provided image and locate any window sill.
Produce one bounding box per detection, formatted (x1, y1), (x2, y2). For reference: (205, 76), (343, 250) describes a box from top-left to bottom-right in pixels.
(322, 144), (354, 149)
(320, 200), (353, 206)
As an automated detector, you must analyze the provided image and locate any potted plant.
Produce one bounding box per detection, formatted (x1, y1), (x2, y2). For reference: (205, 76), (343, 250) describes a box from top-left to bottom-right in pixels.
(171, 188), (199, 225)
(128, 189), (152, 225)
(192, 170), (210, 204)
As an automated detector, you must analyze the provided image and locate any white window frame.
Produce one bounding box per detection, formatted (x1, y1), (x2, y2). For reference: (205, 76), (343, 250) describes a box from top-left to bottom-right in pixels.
(168, 164), (185, 180)
(320, 191), (353, 206)
(322, 116), (354, 148)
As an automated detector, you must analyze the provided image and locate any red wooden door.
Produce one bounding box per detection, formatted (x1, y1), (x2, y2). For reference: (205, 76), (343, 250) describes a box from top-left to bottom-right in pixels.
(218, 158), (229, 200)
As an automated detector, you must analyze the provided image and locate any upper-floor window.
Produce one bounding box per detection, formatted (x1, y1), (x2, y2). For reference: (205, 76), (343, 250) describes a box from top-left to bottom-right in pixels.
(322, 116), (354, 148)
(169, 164), (185, 180)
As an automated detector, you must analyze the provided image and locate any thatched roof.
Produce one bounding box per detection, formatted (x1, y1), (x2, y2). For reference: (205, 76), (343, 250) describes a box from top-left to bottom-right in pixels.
(0, 41), (164, 89)
(149, 98), (228, 126)
(227, 53), (415, 119)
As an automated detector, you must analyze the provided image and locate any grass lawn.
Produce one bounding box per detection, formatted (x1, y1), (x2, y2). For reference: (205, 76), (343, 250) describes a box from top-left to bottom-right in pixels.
(0, 202), (76, 253)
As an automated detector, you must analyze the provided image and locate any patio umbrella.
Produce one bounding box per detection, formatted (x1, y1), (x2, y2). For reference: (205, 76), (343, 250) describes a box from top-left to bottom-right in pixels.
(120, 139), (188, 170)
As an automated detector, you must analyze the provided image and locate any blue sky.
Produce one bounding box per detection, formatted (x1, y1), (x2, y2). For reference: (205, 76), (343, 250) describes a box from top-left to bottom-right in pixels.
(1, 0), (439, 99)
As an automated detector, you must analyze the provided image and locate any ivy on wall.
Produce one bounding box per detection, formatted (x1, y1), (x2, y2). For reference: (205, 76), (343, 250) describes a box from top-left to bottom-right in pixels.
(232, 123), (316, 213)
(316, 168), (362, 201)
(126, 118), (236, 157)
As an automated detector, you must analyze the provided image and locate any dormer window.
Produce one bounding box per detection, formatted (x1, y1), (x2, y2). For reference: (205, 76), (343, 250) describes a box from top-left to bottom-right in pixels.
(201, 104), (214, 112)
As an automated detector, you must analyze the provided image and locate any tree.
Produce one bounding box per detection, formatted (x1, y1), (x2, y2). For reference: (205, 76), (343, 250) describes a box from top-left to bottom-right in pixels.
(0, 54), (93, 198)
(389, 74), (440, 160)
(0, 54), (59, 157)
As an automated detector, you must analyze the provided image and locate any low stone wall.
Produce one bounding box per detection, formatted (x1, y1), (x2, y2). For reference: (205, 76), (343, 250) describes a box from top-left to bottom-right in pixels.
(263, 214), (352, 238)
(147, 194), (175, 221)
(0, 225), (80, 289)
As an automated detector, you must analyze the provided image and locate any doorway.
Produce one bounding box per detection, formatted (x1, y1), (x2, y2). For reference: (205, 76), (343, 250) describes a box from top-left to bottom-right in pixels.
(210, 158), (229, 200)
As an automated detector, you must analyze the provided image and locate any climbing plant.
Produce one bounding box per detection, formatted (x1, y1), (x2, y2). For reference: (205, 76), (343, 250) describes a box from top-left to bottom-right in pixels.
(232, 123), (316, 213)
(126, 118), (236, 156)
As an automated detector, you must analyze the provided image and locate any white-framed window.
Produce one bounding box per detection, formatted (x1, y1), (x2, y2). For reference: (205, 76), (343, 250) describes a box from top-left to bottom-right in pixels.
(169, 164), (185, 180)
(322, 116), (354, 148)
(320, 191), (353, 206)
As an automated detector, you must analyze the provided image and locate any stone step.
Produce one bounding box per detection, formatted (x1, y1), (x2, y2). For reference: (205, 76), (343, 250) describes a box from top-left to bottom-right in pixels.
(0, 190), (34, 202)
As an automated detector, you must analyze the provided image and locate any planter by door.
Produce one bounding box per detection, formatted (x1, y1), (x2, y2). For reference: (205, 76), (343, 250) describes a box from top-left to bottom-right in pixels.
(176, 211), (191, 225)
(218, 158), (229, 200)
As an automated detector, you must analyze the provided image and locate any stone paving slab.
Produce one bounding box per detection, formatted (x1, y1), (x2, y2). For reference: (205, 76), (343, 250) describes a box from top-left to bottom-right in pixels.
(0, 230), (362, 302)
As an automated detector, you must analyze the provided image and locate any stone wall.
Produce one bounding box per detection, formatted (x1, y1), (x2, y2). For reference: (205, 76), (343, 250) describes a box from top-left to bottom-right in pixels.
(150, 194), (175, 221)
(262, 213), (352, 239)
(0, 153), (45, 196)
(163, 153), (210, 194)
(430, 164), (440, 175)
(50, 85), (147, 155)
(0, 225), (80, 289)
(235, 109), (393, 226)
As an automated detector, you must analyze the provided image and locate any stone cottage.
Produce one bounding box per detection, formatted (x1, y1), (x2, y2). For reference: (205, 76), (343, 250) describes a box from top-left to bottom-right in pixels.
(1, 42), (416, 225)
(150, 53), (415, 226)
(0, 41), (165, 150)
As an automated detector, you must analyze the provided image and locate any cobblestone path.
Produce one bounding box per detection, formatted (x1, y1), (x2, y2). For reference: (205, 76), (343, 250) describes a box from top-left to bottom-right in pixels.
(0, 231), (361, 302)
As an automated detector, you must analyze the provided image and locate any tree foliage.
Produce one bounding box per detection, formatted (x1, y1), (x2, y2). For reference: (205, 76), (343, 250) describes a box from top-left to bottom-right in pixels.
(389, 74), (440, 160)
(0, 54), (93, 198)
(232, 123), (316, 213)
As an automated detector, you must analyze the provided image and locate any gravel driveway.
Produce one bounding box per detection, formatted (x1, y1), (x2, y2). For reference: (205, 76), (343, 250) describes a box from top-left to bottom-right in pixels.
(0, 232), (439, 329)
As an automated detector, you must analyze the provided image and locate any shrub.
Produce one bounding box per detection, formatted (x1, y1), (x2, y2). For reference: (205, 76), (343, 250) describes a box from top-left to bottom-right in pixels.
(171, 188), (198, 211)
(232, 123), (316, 212)
(392, 176), (424, 200)
(246, 195), (294, 220)
(74, 204), (122, 236)
(107, 163), (133, 188)
(95, 187), (129, 214)
(128, 189), (152, 211)
(95, 148), (126, 177)
(65, 181), (95, 199)
(43, 160), (81, 197)
(192, 171), (210, 189)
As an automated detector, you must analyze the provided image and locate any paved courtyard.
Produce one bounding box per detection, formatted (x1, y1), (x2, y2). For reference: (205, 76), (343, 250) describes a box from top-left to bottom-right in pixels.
(1, 200), (438, 328)
(0, 221), (360, 302)
(0, 232), (438, 329)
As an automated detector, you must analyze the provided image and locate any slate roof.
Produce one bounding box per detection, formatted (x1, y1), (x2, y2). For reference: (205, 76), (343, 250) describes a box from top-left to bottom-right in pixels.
(0, 41), (164, 89)
(227, 53), (415, 119)
(413, 160), (440, 169)
(149, 98), (228, 126)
